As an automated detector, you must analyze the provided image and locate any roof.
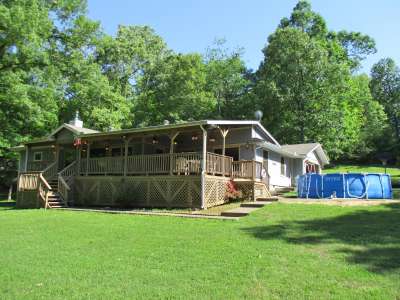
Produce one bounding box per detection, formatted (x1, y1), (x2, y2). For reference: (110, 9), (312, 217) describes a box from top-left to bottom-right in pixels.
(281, 143), (320, 156)
(281, 143), (330, 166)
(77, 120), (280, 145)
(11, 121), (330, 165)
(254, 141), (303, 159)
(50, 123), (100, 136)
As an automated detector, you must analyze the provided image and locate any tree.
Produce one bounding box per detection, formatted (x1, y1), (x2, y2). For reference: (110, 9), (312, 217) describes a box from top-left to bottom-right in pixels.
(135, 53), (216, 126)
(0, 0), (58, 159)
(370, 58), (400, 144)
(253, 1), (382, 160)
(256, 27), (353, 159)
(203, 39), (251, 119)
(96, 25), (169, 100)
(279, 1), (376, 71)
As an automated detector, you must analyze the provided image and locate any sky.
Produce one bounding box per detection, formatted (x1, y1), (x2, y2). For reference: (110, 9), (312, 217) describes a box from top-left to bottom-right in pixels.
(87, 0), (399, 73)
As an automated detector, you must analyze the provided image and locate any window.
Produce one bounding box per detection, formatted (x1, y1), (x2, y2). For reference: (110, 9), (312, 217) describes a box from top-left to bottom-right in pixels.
(214, 147), (239, 161)
(263, 150), (269, 160)
(111, 147), (122, 157)
(280, 157), (285, 175)
(90, 148), (106, 158)
(33, 152), (43, 161)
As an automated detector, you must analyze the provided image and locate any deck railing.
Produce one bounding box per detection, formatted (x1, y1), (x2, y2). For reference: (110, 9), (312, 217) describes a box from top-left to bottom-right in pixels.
(18, 172), (52, 208)
(232, 160), (263, 180)
(81, 152), (204, 176)
(58, 161), (77, 205)
(42, 161), (58, 180)
(23, 152), (263, 180)
(26, 161), (53, 172)
(206, 152), (233, 176)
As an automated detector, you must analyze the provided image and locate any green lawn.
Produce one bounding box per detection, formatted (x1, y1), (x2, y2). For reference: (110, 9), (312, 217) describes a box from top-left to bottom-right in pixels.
(1, 204), (400, 299)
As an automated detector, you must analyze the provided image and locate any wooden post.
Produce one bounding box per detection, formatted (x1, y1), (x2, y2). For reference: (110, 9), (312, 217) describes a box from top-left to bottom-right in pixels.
(54, 144), (60, 171)
(77, 145), (81, 176)
(169, 132), (179, 175)
(218, 127), (229, 176)
(24, 146), (29, 171)
(86, 142), (90, 176)
(123, 136), (133, 176)
(200, 125), (207, 209)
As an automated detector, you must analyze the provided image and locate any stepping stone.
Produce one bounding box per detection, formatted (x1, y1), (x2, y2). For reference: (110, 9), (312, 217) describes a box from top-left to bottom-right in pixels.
(221, 206), (259, 217)
(256, 196), (279, 202)
(240, 201), (272, 208)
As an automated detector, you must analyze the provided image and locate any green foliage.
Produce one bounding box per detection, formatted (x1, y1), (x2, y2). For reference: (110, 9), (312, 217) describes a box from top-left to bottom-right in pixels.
(96, 25), (169, 99)
(370, 58), (400, 147)
(255, 1), (383, 160)
(135, 53), (217, 126)
(204, 39), (251, 118)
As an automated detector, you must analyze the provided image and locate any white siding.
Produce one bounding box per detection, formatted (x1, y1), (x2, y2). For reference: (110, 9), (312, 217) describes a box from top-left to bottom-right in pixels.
(305, 151), (320, 165)
(267, 151), (291, 188)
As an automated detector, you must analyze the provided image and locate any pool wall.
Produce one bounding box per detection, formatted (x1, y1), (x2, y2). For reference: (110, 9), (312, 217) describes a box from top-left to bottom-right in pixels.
(297, 173), (392, 199)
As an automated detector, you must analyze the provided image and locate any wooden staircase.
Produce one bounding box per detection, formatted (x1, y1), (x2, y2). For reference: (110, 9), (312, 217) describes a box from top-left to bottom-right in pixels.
(46, 179), (68, 208)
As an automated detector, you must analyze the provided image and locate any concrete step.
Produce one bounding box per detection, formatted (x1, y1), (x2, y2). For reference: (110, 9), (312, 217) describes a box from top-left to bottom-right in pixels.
(240, 201), (272, 208)
(221, 206), (259, 217)
(256, 196), (279, 202)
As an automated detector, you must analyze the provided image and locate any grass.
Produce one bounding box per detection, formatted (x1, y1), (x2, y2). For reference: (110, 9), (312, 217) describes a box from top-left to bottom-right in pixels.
(1, 204), (400, 299)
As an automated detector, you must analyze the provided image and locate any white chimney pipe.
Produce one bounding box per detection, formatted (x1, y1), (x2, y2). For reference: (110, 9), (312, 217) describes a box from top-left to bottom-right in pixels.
(69, 111), (83, 128)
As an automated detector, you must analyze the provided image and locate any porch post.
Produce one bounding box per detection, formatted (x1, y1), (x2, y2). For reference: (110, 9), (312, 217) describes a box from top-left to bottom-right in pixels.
(76, 145), (81, 176)
(169, 132), (179, 175)
(218, 128), (229, 176)
(24, 145), (29, 171)
(200, 125), (207, 209)
(86, 142), (90, 176)
(55, 144), (60, 170)
(123, 136), (133, 176)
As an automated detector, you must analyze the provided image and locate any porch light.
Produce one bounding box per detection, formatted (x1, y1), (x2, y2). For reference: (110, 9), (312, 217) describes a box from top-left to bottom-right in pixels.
(174, 141), (178, 145)
(105, 144), (109, 151)
(191, 135), (198, 141)
(152, 136), (159, 144)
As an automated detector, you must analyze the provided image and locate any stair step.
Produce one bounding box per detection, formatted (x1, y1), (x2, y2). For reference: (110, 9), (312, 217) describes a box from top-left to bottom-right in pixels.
(256, 196), (279, 202)
(240, 201), (272, 208)
(221, 207), (259, 217)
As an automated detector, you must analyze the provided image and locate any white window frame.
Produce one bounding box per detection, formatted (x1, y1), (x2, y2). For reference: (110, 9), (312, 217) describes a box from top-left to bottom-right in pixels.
(33, 151), (43, 162)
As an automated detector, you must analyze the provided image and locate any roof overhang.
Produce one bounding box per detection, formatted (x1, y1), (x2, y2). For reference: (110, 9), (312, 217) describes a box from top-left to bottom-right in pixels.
(312, 144), (330, 166)
(77, 120), (280, 145)
(253, 140), (304, 159)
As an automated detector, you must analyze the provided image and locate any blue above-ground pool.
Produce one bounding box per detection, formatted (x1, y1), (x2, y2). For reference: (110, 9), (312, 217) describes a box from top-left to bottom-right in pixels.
(297, 173), (392, 199)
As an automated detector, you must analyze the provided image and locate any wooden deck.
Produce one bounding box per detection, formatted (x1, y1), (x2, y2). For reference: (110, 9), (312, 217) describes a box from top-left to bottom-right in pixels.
(17, 152), (267, 209)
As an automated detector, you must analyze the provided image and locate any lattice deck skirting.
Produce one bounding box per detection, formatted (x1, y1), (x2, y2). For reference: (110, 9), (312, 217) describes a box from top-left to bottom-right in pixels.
(203, 175), (231, 208)
(234, 180), (271, 201)
(73, 176), (201, 208)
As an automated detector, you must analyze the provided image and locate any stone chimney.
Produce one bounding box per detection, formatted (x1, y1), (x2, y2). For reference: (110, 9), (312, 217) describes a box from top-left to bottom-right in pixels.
(69, 111), (83, 128)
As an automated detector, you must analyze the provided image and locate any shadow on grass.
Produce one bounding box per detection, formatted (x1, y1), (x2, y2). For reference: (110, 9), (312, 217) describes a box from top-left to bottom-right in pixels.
(0, 202), (15, 207)
(243, 203), (400, 273)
